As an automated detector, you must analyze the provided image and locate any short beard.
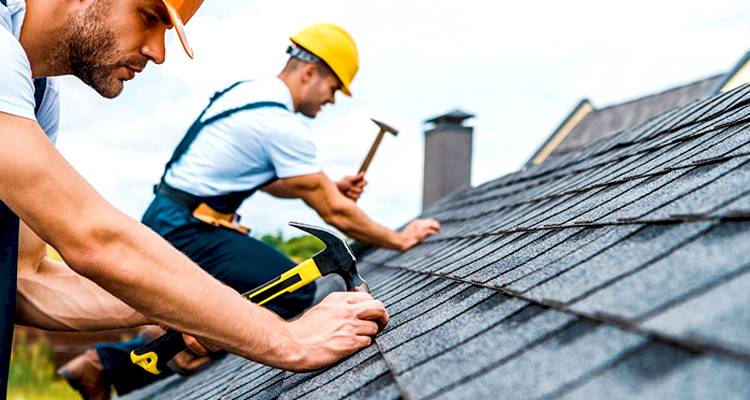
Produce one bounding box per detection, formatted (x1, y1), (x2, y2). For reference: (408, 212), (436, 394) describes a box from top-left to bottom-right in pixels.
(57, 0), (124, 98)
(299, 102), (319, 118)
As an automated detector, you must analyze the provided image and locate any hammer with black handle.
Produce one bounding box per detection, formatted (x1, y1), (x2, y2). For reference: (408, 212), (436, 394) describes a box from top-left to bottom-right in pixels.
(130, 221), (368, 375)
(358, 118), (399, 174)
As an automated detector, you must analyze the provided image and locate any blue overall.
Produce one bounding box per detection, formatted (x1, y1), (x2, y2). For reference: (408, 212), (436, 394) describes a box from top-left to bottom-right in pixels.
(95, 81), (317, 395)
(0, 202), (19, 396)
(0, 0), (48, 388)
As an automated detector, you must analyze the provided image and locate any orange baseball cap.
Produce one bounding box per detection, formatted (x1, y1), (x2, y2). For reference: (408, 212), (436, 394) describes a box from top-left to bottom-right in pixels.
(161, 0), (204, 58)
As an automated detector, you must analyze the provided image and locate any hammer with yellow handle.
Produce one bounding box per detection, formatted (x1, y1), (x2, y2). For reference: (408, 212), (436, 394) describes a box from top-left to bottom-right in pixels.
(130, 221), (369, 375)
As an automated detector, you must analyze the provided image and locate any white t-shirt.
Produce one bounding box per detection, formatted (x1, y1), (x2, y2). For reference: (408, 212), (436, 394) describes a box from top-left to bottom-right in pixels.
(0, 0), (59, 142)
(165, 78), (321, 196)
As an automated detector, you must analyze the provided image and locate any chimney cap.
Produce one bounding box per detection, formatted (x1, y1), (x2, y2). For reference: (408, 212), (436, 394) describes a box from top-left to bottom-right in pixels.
(425, 109), (475, 126)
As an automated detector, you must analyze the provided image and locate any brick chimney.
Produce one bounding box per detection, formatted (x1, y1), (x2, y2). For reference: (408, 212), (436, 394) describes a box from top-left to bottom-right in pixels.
(422, 109), (475, 210)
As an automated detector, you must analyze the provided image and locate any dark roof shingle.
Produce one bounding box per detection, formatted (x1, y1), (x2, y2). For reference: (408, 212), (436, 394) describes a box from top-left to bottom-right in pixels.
(122, 83), (750, 400)
(549, 75), (723, 159)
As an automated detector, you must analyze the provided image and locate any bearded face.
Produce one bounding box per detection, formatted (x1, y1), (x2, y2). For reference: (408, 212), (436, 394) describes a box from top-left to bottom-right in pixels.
(57, 0), (154, 98)
(298, 95), (321, 118)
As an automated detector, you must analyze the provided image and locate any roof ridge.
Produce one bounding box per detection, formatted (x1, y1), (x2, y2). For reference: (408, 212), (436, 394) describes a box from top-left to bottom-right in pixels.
(509, 84), (750, 187)
(592, 73), (724, 113)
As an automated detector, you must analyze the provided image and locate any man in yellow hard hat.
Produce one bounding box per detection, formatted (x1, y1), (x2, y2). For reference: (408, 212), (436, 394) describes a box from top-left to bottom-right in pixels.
(63, 22), (438, 397)
(136, 22), (439, 313)
(2, 2), (387, 398)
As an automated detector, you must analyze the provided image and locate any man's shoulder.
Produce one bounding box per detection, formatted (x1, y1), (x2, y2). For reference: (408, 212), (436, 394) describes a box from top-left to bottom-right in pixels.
(0, 1), (11, 34)
(207, 78), (290, 116)
(231, 78), (293, 106)
(0, 27), (35, 121)
(0, 22), (23, 58)
(259, 109), (310, 139)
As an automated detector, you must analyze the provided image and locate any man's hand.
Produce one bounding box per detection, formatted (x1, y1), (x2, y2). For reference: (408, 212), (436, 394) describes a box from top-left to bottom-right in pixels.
(143, 326), (220, 375)
(167, 334), (219, 375)
(397, 218), (441, 251)
(336, 172), (367, 201)
(266, 172), (434, 250)
(281, 292), (388, 371)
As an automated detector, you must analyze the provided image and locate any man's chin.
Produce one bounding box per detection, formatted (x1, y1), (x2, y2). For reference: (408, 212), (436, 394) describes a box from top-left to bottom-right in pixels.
(300, 107), (320, 118)
(88, 79), (124, 99)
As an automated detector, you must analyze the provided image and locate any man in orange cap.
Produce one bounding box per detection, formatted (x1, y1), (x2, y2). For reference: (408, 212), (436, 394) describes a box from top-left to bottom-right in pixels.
(0, 1), (388, 397)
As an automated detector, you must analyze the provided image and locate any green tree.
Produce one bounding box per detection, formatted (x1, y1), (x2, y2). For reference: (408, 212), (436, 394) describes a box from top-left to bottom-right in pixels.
(259, 232), (325, 262)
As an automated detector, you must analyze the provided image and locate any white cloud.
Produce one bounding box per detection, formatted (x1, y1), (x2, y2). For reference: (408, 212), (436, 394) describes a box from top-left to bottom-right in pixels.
(56, 0), (750, 236)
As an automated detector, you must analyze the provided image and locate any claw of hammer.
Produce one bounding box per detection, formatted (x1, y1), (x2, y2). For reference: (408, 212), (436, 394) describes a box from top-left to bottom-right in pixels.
(289, 221), (370, 293)
(358, 118), (399, 175)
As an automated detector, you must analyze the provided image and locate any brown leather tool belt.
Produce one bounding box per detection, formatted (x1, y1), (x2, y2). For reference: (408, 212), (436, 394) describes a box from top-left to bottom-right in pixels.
(157, 184), (250, 235)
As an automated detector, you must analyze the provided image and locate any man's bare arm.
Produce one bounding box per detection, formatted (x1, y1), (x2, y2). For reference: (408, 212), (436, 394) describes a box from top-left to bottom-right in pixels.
(0, 113), (387, 371)
(265, 172), (440, 251)
(16, 221), (150, 331)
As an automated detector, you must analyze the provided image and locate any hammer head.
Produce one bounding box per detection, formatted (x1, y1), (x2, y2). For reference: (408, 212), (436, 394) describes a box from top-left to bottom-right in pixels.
(371, 118), (399, 136)
(289, 221), (370, 293)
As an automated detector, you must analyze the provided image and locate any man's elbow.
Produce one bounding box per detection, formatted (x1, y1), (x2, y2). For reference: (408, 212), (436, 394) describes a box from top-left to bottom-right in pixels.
(54, 218), (129, 280)
(319, 202), (354, 231)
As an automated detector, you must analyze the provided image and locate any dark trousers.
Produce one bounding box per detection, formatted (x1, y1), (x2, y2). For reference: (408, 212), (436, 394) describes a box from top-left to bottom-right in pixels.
(0, 202), (19, 397)
(96, 195), (316, 395)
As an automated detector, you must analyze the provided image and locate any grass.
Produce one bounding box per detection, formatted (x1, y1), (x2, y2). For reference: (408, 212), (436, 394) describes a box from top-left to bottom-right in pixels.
(7, 332), (79, 400)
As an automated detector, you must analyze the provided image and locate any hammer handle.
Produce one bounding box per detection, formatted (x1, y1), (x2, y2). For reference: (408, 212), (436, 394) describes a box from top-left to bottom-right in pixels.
(130, 330), (185, 375)
(243, 259), (322, 304)
(130, 259), (323, 375)
(359, 129), (386, 174)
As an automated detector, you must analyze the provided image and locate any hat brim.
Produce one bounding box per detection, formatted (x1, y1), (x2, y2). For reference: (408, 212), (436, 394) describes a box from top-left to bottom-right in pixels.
(163, 0), (193, 58)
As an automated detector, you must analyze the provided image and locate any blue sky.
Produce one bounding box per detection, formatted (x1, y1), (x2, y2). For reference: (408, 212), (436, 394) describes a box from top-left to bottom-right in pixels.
(56, 0), (750, 236)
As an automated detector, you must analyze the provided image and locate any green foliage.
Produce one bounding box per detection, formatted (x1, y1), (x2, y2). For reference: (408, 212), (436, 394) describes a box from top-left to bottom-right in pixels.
(8, 332), (78, 400)
(259, 232), (325, 262)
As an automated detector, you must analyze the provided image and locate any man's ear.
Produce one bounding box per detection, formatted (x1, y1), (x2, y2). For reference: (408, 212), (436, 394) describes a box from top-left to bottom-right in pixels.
(300, 63), (317, 85)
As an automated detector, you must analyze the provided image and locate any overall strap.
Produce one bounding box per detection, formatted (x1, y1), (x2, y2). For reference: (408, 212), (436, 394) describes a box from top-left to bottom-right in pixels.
(33, 78), (47, 114)
(194, 80), (248, 126)
(158, 81), (287, 186)
(200, 101), (288, 127)
(159, 80), (247, 181)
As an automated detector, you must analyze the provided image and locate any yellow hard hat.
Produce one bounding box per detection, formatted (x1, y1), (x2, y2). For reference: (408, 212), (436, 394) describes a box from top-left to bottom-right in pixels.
(162, 0), (204, 58)
(290, 23), (359, 96)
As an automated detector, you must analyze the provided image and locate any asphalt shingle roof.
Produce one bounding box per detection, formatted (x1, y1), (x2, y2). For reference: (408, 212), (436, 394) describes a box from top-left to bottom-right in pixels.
(122, 83), (750, 400)
(546, 75), (722, 161)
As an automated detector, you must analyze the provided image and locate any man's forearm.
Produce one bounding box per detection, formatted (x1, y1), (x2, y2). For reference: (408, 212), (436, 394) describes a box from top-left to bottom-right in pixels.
(72, 215), (298, 365)
(325, 203), (404, 250)
(0, 117), (296, 367)
(17, 256), (151, 330)
(16, 221), (149, 331)
(278, 172), (406, 250)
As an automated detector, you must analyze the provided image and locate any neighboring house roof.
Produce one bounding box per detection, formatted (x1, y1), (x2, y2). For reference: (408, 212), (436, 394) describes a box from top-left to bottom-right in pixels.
(527, 50), (750, 166)
(123, 84), (750, 400)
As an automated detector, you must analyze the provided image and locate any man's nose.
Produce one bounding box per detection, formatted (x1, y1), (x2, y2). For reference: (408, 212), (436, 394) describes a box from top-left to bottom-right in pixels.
(142, 31), (167, 65)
